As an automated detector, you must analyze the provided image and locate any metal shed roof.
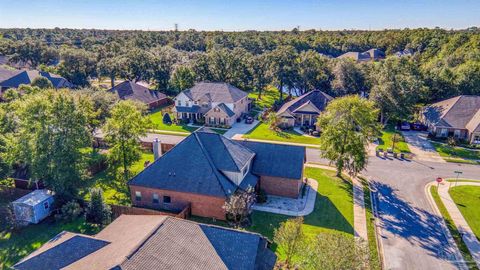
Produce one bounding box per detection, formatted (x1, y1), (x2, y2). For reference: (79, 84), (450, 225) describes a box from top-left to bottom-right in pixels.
(13, 189), (53, 206)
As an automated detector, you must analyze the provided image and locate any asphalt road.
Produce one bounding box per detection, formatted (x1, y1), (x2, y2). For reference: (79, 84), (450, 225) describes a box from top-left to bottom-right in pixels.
(364, 157), (479, 270)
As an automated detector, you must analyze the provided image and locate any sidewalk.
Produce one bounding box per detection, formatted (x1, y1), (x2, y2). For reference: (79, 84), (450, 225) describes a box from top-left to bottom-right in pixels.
(252, 178), (317, 216)
(305, 163), (368, 241)
(437, 181), (480, 268)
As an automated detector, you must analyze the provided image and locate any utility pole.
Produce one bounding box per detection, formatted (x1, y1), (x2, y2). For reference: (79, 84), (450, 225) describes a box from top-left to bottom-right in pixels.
(174, 23), (178, 31)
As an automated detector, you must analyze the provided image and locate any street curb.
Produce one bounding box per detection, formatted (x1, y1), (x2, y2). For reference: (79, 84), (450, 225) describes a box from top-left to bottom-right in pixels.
(366, 180), (386, 270)
(424, 182), (469, 270)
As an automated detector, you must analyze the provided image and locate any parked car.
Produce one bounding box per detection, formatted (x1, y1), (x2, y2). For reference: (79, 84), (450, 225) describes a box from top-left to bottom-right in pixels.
(245, 116), (254, 124)
(400, 122), (410, 131)
(411, 122), (427, 131)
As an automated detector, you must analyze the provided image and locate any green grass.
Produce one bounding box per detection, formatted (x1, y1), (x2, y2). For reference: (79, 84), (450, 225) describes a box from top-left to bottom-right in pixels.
(449, 186), (480, 241)
(83, 152), (155, 205)
(0, 217), (100, 270)
(432, 142), (480, 161)
(376, 126), (410, 153)
(430, 186), (478, 270)
(148, 107), (197, 133)
(244, 122), (321, 145)
(248, 85), (280, 110)
(363, 181), (382, 270)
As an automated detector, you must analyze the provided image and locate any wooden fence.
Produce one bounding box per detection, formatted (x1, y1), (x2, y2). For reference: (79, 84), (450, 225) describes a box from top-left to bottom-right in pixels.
(110, 203), (191, 220)
(0, 186), (31, 201)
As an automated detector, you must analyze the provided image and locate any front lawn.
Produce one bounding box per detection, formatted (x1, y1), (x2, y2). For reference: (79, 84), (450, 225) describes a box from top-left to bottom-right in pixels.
(432, 142), (480, 162)
(148, 108), (197, 133)
(376, 126), (410, 153)
(248, 85), (280, 111)
(449, 185), (480, 241)
(0, 217), (100, 270)
(244, 123), (321, 146)
(430, 186), (478, 270)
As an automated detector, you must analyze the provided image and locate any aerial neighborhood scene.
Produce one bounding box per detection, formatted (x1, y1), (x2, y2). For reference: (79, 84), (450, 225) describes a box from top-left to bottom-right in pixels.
(1, 1), (480, 269)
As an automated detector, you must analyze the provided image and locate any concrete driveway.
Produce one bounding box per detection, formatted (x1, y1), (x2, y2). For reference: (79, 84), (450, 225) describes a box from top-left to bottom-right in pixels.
(223, 120), (259, 138)
(364, 157), (480, 270)
(402, 131), (445, 163)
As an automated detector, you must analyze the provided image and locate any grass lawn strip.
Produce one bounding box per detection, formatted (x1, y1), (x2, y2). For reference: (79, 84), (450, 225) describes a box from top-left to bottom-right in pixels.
(376, 126), (410, 153)
(430, 186), (479, 270)
(449, 185), (480, 241)
(244, 122), (321, 145)
(362, 181), (382, 270)
(432, 142), (480, 162)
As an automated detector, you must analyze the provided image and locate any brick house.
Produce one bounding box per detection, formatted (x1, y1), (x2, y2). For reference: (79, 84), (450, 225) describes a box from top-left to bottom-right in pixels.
(276, 90), (333, 129)
(128, 129), (306, 220)
(109, 80), (169, 109)
(14, 215), (276, 270)
(173, 82), (251, 127)
(422, 95), (480, 144)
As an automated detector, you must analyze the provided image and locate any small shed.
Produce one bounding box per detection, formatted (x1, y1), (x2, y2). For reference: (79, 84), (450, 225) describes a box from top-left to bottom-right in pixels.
(12, 189), (54, 224)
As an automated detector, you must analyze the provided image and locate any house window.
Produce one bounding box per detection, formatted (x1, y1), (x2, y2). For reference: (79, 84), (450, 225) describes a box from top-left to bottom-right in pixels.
(474, 135), (480, 144)
(186, 101), (190, 107)
(454, 130), (461, 138)
(152, 193), (159, 204)
(210, 117), (215, 124)
(163, 196), (171, 204)
(135, 191), (142, 201)
(440, 128), (448, 137)
(43, 201), (49, 209)
(177, 100), (182, 106)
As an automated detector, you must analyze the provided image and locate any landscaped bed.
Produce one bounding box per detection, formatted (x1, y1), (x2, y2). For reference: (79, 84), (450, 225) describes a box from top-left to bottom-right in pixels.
(449, 185), (480, 241)
(376, 126), (410, 153)
(243, 123), (321, 146)
(192, 167), (354, 263)
(431, 142), (480, 164)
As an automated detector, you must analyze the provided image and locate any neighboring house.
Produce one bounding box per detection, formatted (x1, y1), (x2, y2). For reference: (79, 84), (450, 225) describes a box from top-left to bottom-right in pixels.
(0, 67), (73, 91)
(12, 189), (54, 224)
(337, 48), (385, 62)
(128, 128), (305, 220)
(422, 95), (480, 144)
(13, 215), (277, 270)
(108, 80), (169, 109)
(173, 82), (251, 127)
(394, 48), (414, 57)
(276, 90), (333, 128)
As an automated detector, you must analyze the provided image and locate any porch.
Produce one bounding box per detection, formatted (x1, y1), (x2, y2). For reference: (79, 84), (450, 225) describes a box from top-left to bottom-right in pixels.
(294, 112), (319, 127)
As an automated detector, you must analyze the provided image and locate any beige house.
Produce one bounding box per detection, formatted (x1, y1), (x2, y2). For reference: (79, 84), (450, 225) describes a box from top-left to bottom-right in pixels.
(422, 95), (480, 144)
(277, 90), (333, 128)
(173, 82), (251, 127)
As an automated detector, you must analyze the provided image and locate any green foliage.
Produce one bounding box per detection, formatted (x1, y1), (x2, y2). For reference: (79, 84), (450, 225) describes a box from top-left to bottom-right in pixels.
(56, 200), (83, 222)
(376, 125), (411, 153)
(331, 59), (367, 96)
(12, 90), (92, 201)
(169, 65), (196, 93)
(58, 48), (97, 86)
(318, 95), (381, 175)
(103, 100), (149, 181)
(85, 187), (111, 225)
(30, 76), (53, 89)
(223, 186), (256, 228)
(2, 88), (20, 102)
(273, 217), (306, 267)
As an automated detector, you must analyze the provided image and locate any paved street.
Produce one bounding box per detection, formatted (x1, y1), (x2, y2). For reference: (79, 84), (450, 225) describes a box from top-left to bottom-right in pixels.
(364, 157), (480, 270)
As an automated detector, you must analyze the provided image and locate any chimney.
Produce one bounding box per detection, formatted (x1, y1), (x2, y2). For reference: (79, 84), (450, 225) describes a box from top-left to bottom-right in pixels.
(153, 138), (161, 160)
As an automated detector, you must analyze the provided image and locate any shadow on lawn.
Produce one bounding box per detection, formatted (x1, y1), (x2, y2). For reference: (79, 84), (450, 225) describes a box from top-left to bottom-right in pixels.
(371, 181), (459, 262)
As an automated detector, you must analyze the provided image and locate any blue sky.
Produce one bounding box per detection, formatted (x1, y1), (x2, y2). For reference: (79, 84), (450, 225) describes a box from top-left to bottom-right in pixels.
(0, 0), (479, 31)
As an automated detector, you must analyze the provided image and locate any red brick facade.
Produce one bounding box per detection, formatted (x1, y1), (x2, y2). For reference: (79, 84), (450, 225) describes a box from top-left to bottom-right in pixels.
(129, 185), (227, 220)
(259, 176), (303, 198)
(148, 98), (170, 109)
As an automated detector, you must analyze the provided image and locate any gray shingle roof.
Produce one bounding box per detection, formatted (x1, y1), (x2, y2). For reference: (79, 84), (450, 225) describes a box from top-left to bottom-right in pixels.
(13, 233), (110, 270)
(0, 68), (73, 89)
(14, 215), (276, 270)
(337, 48), (385, 61)
(216, 103), (236, 117)
(182, 82), (247, 103)
(277, 90), (333, 116)
(423, 95), (480, 132)
(109, 81), (167, 105)
(238, 141), (306, 180)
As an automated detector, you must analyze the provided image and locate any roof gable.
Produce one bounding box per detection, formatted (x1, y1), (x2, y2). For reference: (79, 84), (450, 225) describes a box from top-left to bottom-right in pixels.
(181, 82), (247, 103)
(277, 90), (332, 115)
(109, 81), (167, 104)
(424, 95), (480, 129)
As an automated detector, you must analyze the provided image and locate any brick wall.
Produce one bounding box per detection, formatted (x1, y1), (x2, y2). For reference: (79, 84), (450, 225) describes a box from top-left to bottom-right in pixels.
(148, 98), (170, 109)
(259, 176), (303, 198)
(129, 185), (227, 220)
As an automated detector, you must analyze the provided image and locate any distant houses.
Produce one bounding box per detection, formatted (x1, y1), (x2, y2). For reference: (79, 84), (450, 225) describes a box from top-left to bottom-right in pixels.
(337, 48), (385, 62)
(276, 90), (333, 128)
(13, 215), (276, 270)
(422, 95), (480, 144)
(128, 128), (306, 220)
(173, 82), (251, 127)
(0, 67), (73, 92)
(108, 80), (169, 109)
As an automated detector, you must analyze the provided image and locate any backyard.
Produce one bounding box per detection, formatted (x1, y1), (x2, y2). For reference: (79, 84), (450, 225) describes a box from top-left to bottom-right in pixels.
(432, 142), (480, 163)
(376, 126), (410, 153)
(248, 85), (280, 112)
(449, 185), (480, 240)
(244, 122), (321, 146)
(148, 107), (197, 133)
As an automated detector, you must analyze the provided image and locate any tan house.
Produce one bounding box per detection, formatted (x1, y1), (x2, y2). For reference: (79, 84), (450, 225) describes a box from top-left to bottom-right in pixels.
(422, 95), (480, 144)
(277, 90), (333, 128)
(173, 82), (251, 127)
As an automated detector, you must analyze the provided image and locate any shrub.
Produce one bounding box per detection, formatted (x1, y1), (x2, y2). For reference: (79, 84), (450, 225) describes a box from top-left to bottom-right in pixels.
(256, 189), (267, 203)
(56, 200), (82, 222)
(31, 76), (54, 89)
(447, 136), (457, 147)
(162, 112), (172, 124)
(85, 188), (111, 225)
